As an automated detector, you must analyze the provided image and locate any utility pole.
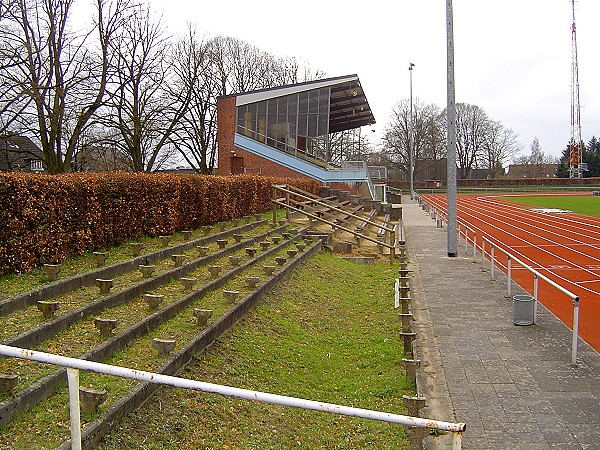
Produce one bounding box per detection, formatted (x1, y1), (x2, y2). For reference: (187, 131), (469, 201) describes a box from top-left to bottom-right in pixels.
(409, 63), (415, 199)
(446, 0), (458, 257)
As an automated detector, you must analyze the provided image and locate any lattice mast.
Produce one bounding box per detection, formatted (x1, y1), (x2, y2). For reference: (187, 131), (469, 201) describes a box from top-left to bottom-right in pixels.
(569, 0), (584, 178)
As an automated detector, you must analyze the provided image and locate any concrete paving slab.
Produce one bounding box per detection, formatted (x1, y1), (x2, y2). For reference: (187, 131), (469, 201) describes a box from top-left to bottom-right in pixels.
(403, 201), (600, 449)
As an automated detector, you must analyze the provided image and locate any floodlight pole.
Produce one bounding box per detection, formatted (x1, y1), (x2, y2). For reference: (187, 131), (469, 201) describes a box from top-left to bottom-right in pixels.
(409, 63), (415, 200)
(446, 0), (458, 257)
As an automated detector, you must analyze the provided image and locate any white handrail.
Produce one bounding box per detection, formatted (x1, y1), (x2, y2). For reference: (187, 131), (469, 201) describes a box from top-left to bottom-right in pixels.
(419, 197), (581, 366)
(481, 236), (580, 366)
(0, 344), (466, 448)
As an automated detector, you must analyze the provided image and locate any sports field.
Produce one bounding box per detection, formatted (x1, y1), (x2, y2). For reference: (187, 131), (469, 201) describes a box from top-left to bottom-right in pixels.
(421, 193), (600, 355)
(499, 194), (600, 217)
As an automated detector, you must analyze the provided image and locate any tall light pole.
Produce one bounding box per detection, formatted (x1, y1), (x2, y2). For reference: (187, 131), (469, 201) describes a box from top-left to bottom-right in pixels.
(409, 63), (415, 200)
(446, 0), (458, 257)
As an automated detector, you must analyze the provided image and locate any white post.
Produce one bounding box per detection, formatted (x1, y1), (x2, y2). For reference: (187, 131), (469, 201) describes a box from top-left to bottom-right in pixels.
(481, 237), (486, 271)
(473, 231), (477, 263)
(490, 244), (495, 281)
(533, 274), (539, 324)
(507, 256), (512, 297)
(571, 298), (580, 366)
(452, 431), (463, 450)
(67, 368), (82, 450)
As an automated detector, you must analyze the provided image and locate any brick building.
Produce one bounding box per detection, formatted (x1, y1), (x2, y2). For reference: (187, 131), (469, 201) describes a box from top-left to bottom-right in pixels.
(216, 74), (380, 195)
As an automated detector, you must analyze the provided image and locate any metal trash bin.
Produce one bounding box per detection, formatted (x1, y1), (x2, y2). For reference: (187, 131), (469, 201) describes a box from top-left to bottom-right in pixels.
(513, 295), (535, 326)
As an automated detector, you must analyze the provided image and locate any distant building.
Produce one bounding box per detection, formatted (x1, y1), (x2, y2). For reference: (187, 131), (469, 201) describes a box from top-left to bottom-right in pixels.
(507, 164), (558, 178)
(468, 168), (506, 179)
(0, 136), (45, 172)
(73, 145), (131, 172)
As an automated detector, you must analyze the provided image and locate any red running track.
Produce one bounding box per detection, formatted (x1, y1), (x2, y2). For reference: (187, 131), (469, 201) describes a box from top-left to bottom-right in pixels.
(421, 193), (600, 353)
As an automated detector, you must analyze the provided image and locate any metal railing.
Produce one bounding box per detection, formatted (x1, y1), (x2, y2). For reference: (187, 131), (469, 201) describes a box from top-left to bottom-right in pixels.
(480, 236), (580, 366)
(417, 195), (581, 366)
(0, 344), (466, 449)
(271, 184), (398, 261)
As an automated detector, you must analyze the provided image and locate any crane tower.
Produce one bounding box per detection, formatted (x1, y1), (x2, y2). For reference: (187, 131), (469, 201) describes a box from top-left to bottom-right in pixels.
(569, 0), (585, 177)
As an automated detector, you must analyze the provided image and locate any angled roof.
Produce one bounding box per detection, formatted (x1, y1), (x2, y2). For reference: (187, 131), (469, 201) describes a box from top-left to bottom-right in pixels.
(226, 74), (375, 134)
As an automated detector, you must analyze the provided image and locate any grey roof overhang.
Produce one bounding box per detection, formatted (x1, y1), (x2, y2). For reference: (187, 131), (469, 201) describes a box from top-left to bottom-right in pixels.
(226, 74), (375, 134)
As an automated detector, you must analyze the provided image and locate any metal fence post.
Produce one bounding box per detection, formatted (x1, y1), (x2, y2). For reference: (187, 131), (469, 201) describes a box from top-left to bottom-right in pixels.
(507, 256), (512, 297)
(490, 244), (495, 281)
(67, 368), (82, 450)
(481, 237), (486, 271)
(572, 298), (580, 366)
(473, 230), (477, 263)
(452, 431), (463, 449)
(533, 274), (539, 324)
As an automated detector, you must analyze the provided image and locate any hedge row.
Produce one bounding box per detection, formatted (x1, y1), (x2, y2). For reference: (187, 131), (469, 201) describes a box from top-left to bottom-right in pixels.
(0, 172), (320, 275)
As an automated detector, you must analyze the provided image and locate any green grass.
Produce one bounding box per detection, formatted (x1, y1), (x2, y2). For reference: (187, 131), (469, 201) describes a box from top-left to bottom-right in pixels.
(99, 253), (411, 450)
(0, 212), (410, 449)
(499, 195), (600, 217)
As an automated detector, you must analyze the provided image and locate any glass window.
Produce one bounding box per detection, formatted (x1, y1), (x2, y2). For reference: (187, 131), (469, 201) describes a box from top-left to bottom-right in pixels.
(235, 87), (330, 159)
(318, 116), (328, 138)
(308, 115), (318, 138)
(256, 100), (267, 142)
(298, 91), (309, 115)
(30, 159), (43, 171)
(267, 99), (277, 142)
(277, 97), (287, 121)
(267, 98), (277, 117)
(244, 103), (257, 138)
(318, 88), (330, 115)
(308, 90), (319, 114)
(298, 113), (307, 136)
(236, 104), (247, 133)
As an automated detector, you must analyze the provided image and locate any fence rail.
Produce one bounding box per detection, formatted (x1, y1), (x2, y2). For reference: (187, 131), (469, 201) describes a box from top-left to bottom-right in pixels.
(417, 194), (581, 366)
(271, 184), (398, 261)
(0, 344), (466, 449)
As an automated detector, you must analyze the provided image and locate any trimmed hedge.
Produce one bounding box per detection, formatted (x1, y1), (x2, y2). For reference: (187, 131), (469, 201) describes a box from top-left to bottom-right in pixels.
(0, 172), (320, 275)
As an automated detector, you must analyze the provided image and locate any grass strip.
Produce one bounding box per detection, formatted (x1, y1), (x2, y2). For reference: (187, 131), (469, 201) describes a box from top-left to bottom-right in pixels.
(98, 253), (411, 450)
(498, 195), (600, 217)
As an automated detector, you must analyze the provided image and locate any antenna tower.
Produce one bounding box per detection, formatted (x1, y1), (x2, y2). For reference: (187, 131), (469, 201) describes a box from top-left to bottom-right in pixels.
(569, 0), (584, 177)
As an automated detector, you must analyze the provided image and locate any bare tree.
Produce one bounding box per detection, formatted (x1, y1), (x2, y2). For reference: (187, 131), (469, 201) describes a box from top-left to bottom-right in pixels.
(96, 4), (193, 172)
(0, 0), (131, 173)
(328, 128), (373, 164)
(169, 33), (324, 174)
(382, 99), (445, 180)
(166, 26), (215, 174)
(208, 35), (310, 96)
(480, 121), (521, 177)
(452, 103), (491, 178)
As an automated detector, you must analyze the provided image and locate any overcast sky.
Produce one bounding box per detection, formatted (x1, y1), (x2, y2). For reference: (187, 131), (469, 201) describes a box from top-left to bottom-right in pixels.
(148, 0), (599, 160)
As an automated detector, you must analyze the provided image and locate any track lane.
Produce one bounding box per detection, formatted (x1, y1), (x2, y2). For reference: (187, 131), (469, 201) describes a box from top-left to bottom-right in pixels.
(421, 194), (600, 352)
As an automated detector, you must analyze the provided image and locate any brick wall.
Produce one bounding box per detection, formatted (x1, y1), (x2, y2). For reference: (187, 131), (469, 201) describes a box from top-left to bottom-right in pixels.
(216, 95), (313, 180)
(216, 96), (237, 175)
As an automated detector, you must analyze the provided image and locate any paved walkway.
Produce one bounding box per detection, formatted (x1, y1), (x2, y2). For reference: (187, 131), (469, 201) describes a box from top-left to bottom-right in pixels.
(402, 200), (600, 449)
